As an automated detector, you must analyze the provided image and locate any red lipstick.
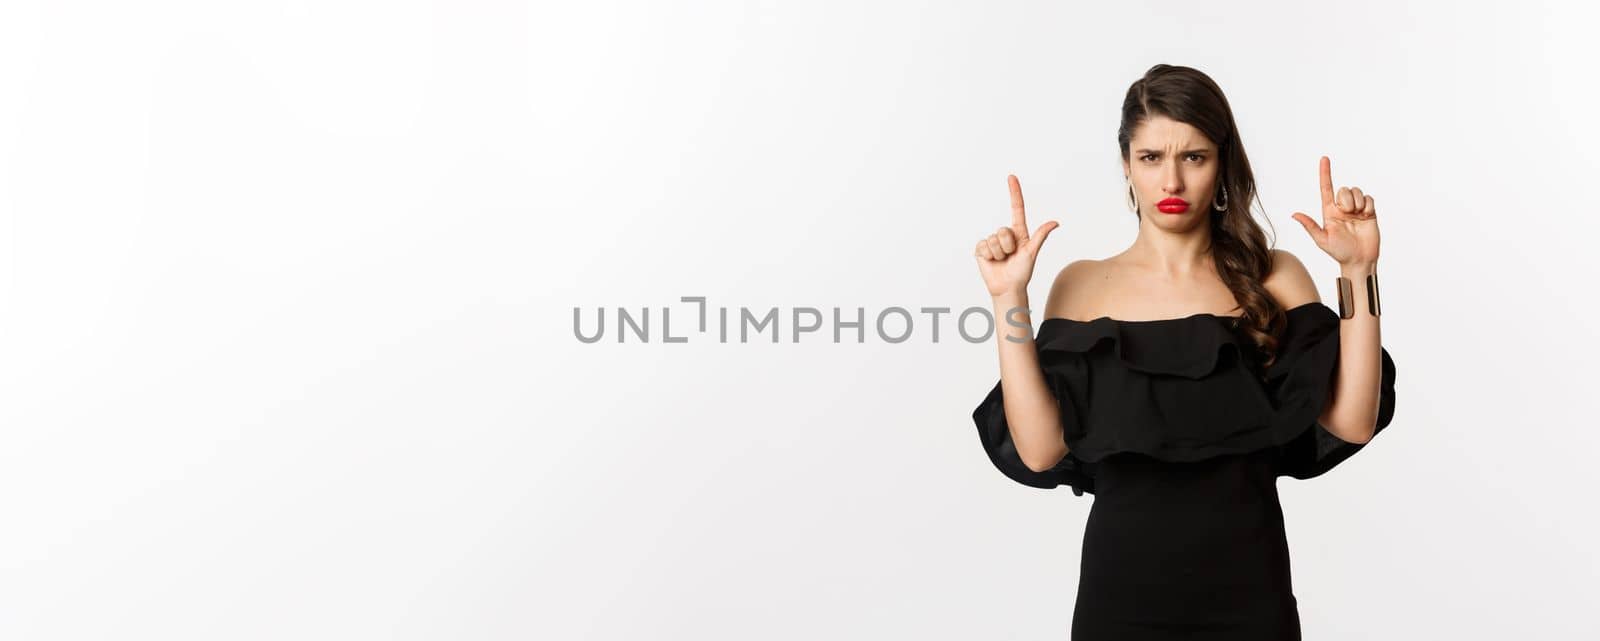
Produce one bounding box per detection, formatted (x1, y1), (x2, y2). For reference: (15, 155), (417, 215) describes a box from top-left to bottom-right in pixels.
(1156, 197), (1189, 214)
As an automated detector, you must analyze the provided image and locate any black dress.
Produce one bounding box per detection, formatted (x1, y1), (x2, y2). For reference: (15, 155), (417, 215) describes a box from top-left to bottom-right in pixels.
(972, 301), (1398, 640)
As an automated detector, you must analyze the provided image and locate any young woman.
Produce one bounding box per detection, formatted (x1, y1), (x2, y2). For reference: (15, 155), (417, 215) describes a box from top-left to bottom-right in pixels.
(971, 64), (1397, 640)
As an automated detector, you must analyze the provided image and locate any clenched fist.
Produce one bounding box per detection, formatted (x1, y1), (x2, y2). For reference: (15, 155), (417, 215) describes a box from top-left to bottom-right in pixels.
(975, 174), (1060, 298)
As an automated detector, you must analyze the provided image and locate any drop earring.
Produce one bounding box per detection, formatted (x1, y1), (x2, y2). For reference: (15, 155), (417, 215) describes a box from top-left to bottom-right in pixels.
(1126, 179), (1139, 215)
(1213, 184), (1229, 211)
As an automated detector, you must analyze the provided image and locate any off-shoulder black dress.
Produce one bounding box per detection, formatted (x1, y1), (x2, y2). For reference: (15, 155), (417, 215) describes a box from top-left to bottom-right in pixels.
(972, 301), (1397, 641)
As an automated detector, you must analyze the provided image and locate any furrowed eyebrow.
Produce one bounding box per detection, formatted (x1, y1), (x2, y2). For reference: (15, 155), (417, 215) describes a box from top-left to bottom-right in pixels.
(1135, 148), (1211, 155)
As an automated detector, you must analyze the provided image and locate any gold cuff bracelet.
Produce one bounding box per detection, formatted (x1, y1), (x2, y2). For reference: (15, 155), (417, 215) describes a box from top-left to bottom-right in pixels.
(1335, 270), (1381, 319)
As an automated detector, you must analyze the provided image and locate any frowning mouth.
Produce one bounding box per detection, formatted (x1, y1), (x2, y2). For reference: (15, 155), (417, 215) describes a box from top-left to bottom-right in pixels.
(1156, 198), (1189, 214)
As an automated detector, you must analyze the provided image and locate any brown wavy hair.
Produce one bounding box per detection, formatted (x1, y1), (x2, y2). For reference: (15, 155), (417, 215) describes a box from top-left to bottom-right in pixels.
(1117, 64), (1287, 372)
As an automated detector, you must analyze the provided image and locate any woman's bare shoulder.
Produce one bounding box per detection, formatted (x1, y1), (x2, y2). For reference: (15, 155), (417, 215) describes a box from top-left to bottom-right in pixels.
(1042, 258), (1105, 320)
(1263, 248), (1321, 309)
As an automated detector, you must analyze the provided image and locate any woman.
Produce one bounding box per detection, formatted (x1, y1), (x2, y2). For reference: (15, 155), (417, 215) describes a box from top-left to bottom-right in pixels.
(971, 64), (1397, 640)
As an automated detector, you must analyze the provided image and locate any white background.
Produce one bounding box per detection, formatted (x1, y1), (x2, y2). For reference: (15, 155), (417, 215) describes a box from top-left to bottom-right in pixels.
(4, 1), (1596, 639)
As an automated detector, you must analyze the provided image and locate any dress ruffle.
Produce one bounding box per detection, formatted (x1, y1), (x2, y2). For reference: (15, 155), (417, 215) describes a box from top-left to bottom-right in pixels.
(1265, 302), (1400, 479)
(972, 301), (1398, 495)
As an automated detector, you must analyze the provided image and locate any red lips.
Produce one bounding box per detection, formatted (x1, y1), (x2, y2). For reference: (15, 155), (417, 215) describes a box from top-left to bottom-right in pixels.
(1156, 197), (1189, 214)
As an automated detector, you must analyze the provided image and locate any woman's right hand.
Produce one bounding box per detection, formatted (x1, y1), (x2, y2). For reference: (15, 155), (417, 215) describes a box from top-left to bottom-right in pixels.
(975, 174), (1060, 299)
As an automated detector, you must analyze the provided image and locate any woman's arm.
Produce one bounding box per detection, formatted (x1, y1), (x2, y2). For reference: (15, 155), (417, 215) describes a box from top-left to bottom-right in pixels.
(1267, 249), (1386, 445)
(989, 257), (1094, 472)
(990, 289), (1068, 472)
(973, 174), (1068, 472)
(1320, 260), (1385, 444)
(1284, 155), (1389, 444)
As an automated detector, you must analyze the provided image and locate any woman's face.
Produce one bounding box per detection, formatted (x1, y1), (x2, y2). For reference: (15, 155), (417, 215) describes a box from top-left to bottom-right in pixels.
(1123, 115), (1221, 230)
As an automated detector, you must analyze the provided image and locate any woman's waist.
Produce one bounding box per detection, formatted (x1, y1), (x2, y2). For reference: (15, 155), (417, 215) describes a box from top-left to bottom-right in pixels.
(1085, 449), (1282, 503)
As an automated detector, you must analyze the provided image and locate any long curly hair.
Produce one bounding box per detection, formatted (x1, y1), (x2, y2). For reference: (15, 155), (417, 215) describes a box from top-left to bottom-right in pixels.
(1117, 63), (1287, 371)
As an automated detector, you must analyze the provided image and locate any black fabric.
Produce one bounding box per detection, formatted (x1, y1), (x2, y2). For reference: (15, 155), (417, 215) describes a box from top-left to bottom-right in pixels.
(1263, 303), (1399, 479)
(970, 301), (1398, 639)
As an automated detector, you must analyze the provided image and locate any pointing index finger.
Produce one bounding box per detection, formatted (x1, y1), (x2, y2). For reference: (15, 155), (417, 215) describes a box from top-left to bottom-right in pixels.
(1008, 174), (1027, 230)
(1319, 156), (1335, 205)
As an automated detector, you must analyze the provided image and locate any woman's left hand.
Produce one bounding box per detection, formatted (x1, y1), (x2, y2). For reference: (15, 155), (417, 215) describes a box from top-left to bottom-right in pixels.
(1291, 155), (1381, 267)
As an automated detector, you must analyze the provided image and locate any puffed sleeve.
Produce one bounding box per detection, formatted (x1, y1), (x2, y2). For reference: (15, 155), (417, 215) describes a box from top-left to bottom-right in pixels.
(971, 324), (1095, 496)
(1267, 302), (1398, 480)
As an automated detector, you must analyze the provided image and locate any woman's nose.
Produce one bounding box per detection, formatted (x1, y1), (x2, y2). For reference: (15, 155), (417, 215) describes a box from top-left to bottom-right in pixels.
(1163, 162), (1183, 193)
